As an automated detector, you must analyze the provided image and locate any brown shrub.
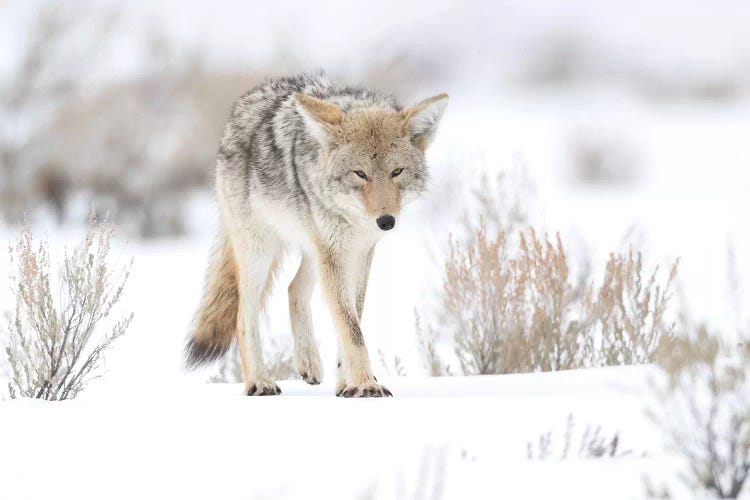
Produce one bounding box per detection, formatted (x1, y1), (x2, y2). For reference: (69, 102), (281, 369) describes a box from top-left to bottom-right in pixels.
(419, 225), (677, 375)
(596, 251), (677, 365)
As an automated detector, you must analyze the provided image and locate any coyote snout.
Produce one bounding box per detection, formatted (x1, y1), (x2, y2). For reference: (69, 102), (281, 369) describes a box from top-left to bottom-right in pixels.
(376, 215), (395, 231)
(186, 73), (448, 398)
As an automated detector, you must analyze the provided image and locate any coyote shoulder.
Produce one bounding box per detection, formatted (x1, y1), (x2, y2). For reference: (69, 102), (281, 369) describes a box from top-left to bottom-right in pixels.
(186, 73), (448, 397)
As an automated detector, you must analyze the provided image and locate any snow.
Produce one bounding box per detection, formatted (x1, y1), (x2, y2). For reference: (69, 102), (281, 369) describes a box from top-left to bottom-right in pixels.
(1, 1), (749, 498)
(0, 74), (746, 500)
(0, 366), (671, 500)
(0, 71), (746, 500)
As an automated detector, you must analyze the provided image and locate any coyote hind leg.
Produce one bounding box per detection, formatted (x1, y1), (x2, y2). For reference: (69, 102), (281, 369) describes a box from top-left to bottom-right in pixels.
(233, 227), (282, 396)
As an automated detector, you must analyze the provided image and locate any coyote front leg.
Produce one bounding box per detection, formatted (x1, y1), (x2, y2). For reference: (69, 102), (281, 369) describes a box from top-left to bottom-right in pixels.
(319, 244), (390, 398)
(288, 254), (323, 385)
(356, 248), (374, 320)
(337, 248), (374, 394)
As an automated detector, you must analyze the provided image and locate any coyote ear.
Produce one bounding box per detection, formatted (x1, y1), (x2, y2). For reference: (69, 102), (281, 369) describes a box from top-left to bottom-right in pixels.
(294, 93), (344, 149)
(402, 93), (449, 151)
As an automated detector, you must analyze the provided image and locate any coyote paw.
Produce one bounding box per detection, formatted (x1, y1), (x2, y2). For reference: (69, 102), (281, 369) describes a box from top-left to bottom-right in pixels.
(336, 383), (392, 398)
(296, 346), (322, 385)
(335, 360), (345, 394)
(246, 379), (282, 396)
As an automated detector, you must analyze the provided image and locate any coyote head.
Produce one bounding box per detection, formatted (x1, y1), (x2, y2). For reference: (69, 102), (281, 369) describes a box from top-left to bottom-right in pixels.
(295, 92), (448, 232)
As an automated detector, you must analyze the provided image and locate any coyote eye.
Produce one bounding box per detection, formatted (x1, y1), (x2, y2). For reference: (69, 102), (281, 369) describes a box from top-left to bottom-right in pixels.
(391, 168), (404, 178)
(353, 170), (368, 180)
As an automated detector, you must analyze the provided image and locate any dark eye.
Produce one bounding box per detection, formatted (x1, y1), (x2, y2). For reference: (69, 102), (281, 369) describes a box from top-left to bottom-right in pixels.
(391, 168), (404, 178)
(353, 170), (368, 180)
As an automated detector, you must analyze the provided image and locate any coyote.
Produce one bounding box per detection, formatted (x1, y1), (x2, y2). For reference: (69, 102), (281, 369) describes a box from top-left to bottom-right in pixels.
(185, 74), (448, 397)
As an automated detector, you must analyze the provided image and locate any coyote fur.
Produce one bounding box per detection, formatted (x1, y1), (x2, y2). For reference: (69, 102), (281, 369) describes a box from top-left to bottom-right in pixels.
(185, 73), (448, 397)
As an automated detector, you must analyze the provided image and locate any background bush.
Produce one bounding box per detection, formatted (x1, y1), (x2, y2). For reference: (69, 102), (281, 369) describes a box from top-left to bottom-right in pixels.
(418, 225), (678, 375)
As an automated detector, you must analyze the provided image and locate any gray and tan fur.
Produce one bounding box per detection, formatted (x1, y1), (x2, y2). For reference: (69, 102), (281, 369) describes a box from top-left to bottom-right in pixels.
(186, 73), (448, 397)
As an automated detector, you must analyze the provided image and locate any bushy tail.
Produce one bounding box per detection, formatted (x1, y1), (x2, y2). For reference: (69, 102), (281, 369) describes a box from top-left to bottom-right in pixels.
(185, 227), (238, 368)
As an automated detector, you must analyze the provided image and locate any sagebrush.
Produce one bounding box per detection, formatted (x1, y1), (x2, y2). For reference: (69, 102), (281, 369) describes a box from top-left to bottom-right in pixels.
(210, 340), (297, 384)
(526, 413), (631, 460)
(418, 225), (677, 375)
(5, 214), (132, 400)
(649, 326), (750, 498)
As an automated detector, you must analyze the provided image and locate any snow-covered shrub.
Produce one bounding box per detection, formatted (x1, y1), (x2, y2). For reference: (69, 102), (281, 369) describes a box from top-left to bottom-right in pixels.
(0, 5), (115, 223)
(5, 213), (132, 400)
(414, 313), (452, 377)
(419, 225), (677, 375)
(0, 5), (252, 235)
(650, 326), (750, 498)
(378, 348), (407, 377)
(460, 162), (536, 239)
(208, 346), (244, 384)
(526, 413), (630, 460)
(360, 446), (448, 500)
(210, 340), (297, 383)
(49, 39), (235, 238)
(567, 129), (642, 187)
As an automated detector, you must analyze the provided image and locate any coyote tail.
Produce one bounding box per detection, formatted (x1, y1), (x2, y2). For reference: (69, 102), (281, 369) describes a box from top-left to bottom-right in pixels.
(185, 227), (238, 368)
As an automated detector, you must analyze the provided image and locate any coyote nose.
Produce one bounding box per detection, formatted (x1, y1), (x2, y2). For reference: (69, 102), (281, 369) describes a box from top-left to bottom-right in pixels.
(376, 215), (395, 231)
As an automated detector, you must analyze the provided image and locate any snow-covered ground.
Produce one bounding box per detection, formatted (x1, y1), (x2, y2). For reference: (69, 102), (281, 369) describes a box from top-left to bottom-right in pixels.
(0, 76), (747, 500)
(0, 88), (746, 500)
(2, 1), (749, 498)
(1, 366), (672, 499)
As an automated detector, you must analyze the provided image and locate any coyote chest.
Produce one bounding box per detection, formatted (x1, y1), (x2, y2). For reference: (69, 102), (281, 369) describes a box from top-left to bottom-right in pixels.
(253, 197), (313, 253)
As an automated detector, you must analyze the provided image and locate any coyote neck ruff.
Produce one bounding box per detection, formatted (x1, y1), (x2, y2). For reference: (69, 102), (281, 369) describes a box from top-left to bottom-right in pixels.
(186, 74), (448, 397)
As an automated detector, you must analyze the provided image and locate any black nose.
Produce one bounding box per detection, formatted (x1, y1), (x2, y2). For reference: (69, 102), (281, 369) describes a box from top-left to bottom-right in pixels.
(376, 215), (395, 231)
